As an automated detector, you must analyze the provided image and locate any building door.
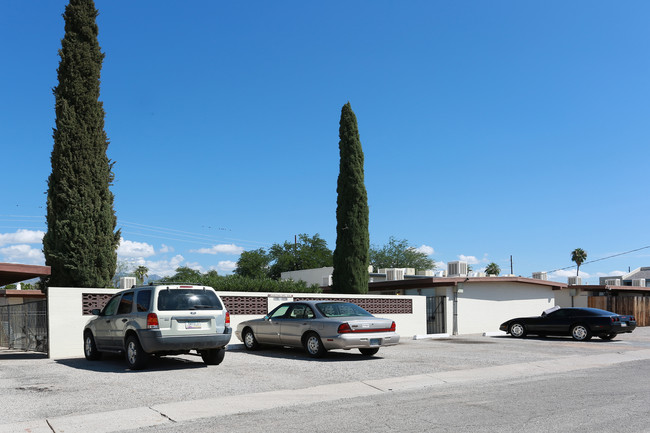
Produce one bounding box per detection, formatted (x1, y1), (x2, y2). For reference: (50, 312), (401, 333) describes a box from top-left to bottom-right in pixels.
(426, 296), (446, 334)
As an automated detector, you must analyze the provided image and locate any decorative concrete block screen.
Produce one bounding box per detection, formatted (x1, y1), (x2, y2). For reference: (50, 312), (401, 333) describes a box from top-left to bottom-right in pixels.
(220, 295), (268, 315)
(294, 297), (412, 314)
(82, 293), (114, 315)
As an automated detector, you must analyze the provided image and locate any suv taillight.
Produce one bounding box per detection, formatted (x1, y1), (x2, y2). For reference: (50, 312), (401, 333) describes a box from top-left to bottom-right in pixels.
(225, 311), (231, 327)
(147, 313), (159, 329)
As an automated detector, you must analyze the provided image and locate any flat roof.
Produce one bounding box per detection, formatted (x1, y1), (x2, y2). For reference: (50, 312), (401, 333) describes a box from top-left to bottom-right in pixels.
(0, 263), (51, 286)
(571, 284), (650, 293)
(369, 276), (567, 291)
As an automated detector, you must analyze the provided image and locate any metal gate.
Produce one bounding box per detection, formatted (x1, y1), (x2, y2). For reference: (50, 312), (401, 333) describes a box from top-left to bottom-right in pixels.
(426, 296), (446, 334)
(0, 300), (47, 353)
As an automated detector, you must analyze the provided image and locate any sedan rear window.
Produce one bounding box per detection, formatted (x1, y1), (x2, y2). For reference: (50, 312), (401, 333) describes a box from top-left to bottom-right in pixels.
(157, 289), (223, 311)
(316, 302), (372, 318)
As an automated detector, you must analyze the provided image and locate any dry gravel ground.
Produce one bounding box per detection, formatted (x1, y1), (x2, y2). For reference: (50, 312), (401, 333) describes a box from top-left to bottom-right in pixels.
(1, 327), (649, 429)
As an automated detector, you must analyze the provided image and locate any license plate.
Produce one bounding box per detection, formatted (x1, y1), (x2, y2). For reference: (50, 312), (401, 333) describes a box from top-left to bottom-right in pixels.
(369, 338), (381, 346)
(185, 322), (203, 329)
(621, 323), (627, 327)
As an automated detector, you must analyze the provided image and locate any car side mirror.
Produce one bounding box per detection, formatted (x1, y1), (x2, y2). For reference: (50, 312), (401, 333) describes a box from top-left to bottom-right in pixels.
(91, 308), (101, 316)
(264, 315), (269, 321)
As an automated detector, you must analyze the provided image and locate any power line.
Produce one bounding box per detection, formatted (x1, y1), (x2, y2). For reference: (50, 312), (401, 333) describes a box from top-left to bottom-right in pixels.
(547, 245), (650, 273)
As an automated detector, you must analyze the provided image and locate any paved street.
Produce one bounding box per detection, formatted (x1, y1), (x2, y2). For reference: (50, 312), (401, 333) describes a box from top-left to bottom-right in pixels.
(2, 328), (650, 432)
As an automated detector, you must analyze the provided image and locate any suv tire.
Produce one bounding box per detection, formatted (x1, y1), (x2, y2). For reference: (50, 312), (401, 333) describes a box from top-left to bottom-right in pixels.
(201, 348), (225, 365)
(83, 332), (102, 361)
(125, 335), (149, 370)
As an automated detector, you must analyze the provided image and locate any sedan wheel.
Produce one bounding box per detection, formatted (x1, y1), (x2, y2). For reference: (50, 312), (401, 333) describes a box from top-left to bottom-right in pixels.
(201, 348), (225, 365)
(303, 332), (326, 358)
(509, 323), (526, 338)
(571, 324), (592, 341)
(243, 328), (260, 351)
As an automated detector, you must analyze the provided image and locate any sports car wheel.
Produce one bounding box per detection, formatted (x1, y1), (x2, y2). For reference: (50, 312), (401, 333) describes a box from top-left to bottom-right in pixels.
(599, 333), (616, 341)
(509, 323), (526, 338)
(243, 328), (260, 350)
(83, 332), (101, 361)
(125, 335), (149, 370)
(571, 324), (592, 341)
(303, 332), (326, 358)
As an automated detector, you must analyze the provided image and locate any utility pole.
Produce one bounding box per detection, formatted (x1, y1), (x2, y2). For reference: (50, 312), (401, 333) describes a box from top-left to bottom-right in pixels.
(510, 255), (513, 275)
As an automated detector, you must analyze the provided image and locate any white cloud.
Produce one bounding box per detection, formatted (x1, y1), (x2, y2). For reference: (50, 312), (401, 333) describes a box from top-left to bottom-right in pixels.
(159, 244), (174, 253)
(142, 254), (186, 277)
(0, 229), (45, 247)
(191, 244), (244, 255)
(595, 270), (625, 277)
(435, 261), (446, 270)
(458, 254), (481, 265)
(117, 238), (155, 258)
(414, 245), (434, 256)
(549, 269), (591, 279)
(0, 244), (45, 265)
(214, 261), (237, 273)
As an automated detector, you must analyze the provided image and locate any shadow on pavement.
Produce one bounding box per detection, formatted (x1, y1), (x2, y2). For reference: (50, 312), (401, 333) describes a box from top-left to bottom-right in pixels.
(227, 344), (384, 362)
(56, 352), (209, 372)
(0, 350), (48, 360)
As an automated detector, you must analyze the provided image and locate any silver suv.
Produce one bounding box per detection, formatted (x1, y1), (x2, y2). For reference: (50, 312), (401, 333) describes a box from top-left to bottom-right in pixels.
(83, 284), (231, 369)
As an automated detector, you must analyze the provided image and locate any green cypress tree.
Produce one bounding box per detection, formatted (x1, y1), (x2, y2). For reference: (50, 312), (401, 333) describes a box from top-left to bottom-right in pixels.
(332, 102), (370, 294)
(43, 0), (120, 288)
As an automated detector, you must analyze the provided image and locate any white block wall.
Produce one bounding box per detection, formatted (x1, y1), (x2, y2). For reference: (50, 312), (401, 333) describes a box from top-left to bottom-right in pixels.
(47, 288), (425, 360)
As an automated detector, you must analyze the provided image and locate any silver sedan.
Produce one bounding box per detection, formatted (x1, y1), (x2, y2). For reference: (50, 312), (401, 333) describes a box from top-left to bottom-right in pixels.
(235, 301), (400, 358)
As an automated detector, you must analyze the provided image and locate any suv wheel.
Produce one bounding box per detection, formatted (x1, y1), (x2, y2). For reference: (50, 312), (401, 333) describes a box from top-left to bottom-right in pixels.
(201, 348), (225, 365)
(125, 335), (149, 370)
(84, 332), (102, 361)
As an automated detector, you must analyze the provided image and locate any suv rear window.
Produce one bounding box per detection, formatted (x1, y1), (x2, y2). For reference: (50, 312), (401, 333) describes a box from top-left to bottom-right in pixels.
(157, 289), (223, 311)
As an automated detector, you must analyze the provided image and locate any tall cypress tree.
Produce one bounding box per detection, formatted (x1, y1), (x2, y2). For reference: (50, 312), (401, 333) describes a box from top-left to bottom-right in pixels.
(43, 0), (120, 288)
(332, 102), (370, 294)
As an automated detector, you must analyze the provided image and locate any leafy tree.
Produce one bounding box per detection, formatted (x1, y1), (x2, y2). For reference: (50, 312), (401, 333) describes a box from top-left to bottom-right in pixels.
(234, 248), (271, 279)
(571, 248), (588, 276)
(332, 103), (370, 294)
(164, 266), (203, 284)
(159, 268), (321, 293)
(134, 266), (149, 284)
(268, 234), (333, 279)
(369, 237), (435, 271)
(43, 0), (120, 288)
(485, 262), (500, 276)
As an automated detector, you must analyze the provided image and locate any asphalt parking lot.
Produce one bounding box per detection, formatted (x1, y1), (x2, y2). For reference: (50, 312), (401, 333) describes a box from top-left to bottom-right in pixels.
(2, 327), (650, 432)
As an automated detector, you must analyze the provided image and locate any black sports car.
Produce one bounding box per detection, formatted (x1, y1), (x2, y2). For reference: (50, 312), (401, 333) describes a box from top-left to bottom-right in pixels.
(500, 306), (636, 341)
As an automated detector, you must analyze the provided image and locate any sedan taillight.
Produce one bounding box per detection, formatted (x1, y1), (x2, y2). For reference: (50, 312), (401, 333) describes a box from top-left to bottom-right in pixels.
(338, 323), (353, 334)
(611, 316), (620, 323)
(147, 313), (159, 329)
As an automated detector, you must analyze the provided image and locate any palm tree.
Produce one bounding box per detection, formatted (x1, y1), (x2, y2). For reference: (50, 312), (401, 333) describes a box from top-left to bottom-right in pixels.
(134, 266), (149, 284)
(571, 248), (587, 277)
(485, 262), (500, 276)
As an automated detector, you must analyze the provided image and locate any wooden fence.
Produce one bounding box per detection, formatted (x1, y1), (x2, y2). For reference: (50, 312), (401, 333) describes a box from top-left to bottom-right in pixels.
(588, 296), (650, 327)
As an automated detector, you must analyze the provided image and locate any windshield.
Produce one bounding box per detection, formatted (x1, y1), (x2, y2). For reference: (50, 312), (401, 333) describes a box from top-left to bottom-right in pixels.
(157, 289), (223, 311)
(316, 302), (373, 318)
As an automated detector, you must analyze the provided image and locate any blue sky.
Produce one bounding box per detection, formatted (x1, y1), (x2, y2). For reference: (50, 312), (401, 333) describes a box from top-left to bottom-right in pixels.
(1, 1), (649, 283)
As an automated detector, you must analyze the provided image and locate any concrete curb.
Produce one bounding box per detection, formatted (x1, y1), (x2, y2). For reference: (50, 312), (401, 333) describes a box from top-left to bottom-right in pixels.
(412, 333), (451, 340)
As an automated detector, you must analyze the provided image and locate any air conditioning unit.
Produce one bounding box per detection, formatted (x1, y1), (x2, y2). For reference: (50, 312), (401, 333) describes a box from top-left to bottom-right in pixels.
(532, 272), (548, 281)
(119, 277), (136, 289)
(322, 275), (332, 286)
(385, 268), (405, 281)
(433, 270), (447, 278)
(447, 261), (468, 277)
(404, 268), (416, 276)
(568, 276), (582, 285)
(378, 268), (387, 274)
(417, 270), (434, 276)
(604, 279), (621, 286)
(632, 279), (646, 287)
